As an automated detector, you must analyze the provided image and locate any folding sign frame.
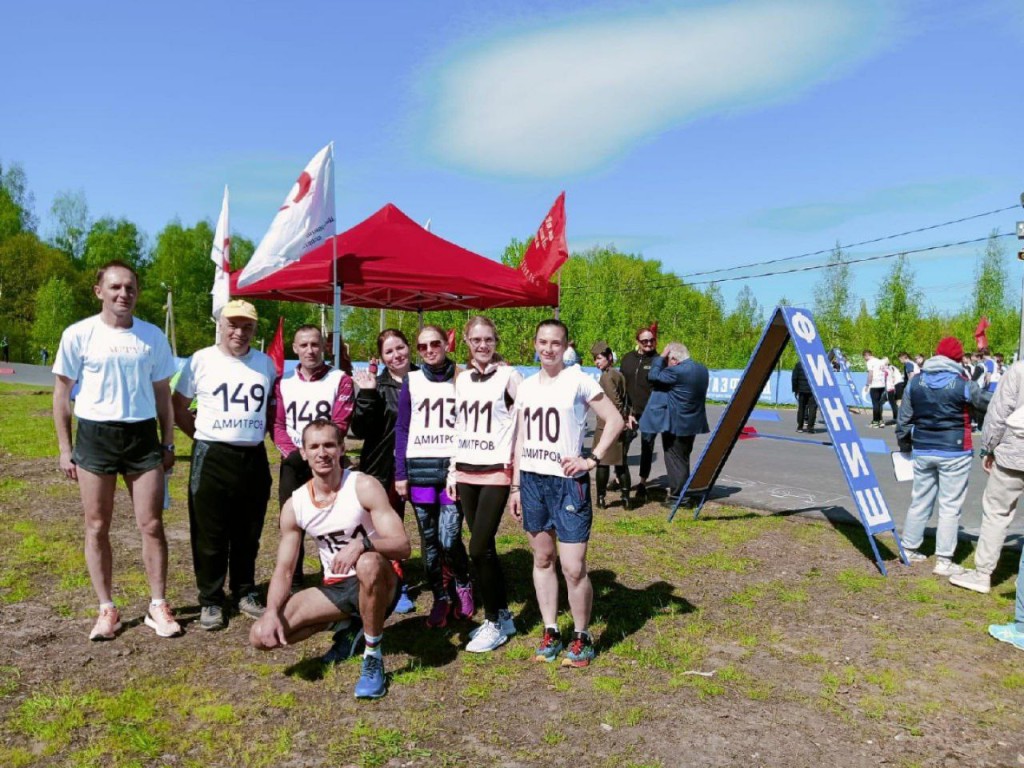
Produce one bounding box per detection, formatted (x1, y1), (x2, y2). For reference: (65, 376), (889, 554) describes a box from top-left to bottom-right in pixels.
(667, 306), (908, 575)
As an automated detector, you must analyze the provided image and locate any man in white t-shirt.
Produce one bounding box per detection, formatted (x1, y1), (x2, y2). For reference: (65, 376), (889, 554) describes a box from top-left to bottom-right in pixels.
(52, 260), (182, 641)
(251, 419), (410, 699)
(511, 319), (623, 668)
(272, 324), (354, 591)
(173, 299), (277, 631)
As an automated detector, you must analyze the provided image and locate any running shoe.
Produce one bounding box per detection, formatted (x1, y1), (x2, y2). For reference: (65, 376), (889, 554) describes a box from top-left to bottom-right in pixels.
(470, 609), (517, 641)
(561, 631), (596, 668)
(903, 549), (927, 563)
(144, 603), (183, 638)
(466, 620), (508, 653)
(932, 558), (965, 577)
(237, 592), (265, 619)
(354, 655), (388, 699)
(989, 623), (1024, 651)
(949, 569), (991, 594)
(394, 583), (415, 614)
(426, 597), (451, 628)
(533, 628), (564, 663)
(322, 618), (365, 665)
(89, 605), (122, 641)
(453, 583), (475, 619)
(200, 605), (226, 631)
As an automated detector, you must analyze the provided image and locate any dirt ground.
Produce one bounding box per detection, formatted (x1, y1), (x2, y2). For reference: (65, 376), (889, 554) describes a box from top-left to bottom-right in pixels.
(1, 387), (1023, 767)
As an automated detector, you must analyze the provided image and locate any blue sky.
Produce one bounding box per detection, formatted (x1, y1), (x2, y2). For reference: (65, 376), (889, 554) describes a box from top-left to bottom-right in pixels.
(2, 0), (1022, 316)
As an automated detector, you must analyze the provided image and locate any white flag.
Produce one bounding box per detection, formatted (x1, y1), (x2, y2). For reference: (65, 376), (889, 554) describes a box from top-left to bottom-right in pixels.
(236, 143), (336, 288)
(210, 185), (231, 318)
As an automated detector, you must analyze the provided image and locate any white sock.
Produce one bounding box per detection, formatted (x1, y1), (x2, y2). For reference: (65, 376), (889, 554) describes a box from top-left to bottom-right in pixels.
(150, 598), (166, 607)
(99, 601), (115, 611)
(364, 633), (383, 659)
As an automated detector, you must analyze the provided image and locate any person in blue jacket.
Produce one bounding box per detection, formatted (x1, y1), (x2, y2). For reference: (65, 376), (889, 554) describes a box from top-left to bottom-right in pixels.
(639, 342), (709, 507)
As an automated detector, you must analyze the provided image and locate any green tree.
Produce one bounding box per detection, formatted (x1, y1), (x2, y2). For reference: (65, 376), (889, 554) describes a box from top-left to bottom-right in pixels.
(873, 254), (922, 358)
(0, 160), (38, 240)
(720, 285), (763, 367)
(31, 276), (76, 359)
(969, 230), (1014, 355)
(812, 243), (852, 351)
(48, 189), (90, 262)
(0, 232), (73, 360)
(82, 217), (147, 271)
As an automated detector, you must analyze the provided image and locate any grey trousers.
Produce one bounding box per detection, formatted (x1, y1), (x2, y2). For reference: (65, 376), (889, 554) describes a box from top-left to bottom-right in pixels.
(974, 461), (1024, 574)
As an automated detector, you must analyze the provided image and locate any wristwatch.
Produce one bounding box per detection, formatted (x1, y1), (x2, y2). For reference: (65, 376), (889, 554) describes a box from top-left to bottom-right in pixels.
(361, 533), (375, 553)
(161, 444), (175, 454)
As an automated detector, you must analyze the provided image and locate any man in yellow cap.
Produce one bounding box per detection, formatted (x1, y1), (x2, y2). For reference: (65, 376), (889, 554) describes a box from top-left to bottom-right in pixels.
(173, 299), (277, 631)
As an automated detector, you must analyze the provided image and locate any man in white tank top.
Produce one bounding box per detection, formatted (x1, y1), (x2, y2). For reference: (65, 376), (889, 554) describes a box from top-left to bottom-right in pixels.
(512, 319), (624, 668)
(272, 324), (354, 590)
(250, 419), (411, 700)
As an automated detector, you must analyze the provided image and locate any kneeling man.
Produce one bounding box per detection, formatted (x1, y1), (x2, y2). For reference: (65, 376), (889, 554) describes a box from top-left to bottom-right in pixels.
(250, 419), (410, 699)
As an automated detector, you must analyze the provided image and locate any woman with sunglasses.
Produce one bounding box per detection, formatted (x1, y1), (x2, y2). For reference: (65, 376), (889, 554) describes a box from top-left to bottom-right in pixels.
(394, 325), (473, 628)
(351, 329), (417, 615)
(447, 316), (521, 652)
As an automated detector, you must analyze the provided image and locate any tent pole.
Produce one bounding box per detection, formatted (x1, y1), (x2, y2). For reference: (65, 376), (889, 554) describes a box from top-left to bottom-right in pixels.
(418, 308), (424, 331)
(380, 308), (385, 332)
(332, 236), (341, 365)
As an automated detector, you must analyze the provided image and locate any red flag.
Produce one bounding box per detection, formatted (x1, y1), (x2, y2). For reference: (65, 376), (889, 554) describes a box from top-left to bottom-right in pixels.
(268, 317), (285, 377)
(519, 192), (568, 287)
(649, 321), (658, 346)
(446, 328), (457, 353)
(974, 316), (990, 349)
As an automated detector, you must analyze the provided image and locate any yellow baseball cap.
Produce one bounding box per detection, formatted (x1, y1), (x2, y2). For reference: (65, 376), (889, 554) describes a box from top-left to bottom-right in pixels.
(221, 299), (258, 321)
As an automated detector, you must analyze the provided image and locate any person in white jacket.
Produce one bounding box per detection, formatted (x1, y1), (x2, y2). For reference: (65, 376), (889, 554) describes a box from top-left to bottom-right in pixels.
(863, 350), (888, 427)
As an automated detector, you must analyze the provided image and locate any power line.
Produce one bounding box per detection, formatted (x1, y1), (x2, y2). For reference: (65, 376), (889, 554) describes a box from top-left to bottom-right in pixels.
(568, 232), (1016, 294)
(678, 204), (1018, 279)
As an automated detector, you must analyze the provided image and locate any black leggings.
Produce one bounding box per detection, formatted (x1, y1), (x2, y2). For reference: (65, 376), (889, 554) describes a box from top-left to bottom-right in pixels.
(457, 483), (510, 621)
(595, 464), (630, 499)
(870, 387), (886, 423)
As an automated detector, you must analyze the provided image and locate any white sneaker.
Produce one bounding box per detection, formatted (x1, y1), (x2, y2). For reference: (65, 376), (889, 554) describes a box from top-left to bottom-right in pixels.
(932, 559), (965, 577)
(903, 548), (927, 563)
(470, 609), (517, 641)
(466, 620), (508, 653)
(949, 569), (991, 594)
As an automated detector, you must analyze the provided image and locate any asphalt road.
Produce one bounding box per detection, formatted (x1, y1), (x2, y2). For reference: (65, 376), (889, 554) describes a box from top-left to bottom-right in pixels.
(6, 362), (1020, 551)
(627, 403), (1023, 550)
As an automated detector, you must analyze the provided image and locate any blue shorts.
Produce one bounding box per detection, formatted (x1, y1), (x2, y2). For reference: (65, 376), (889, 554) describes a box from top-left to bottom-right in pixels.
(520, 471), (592, 544)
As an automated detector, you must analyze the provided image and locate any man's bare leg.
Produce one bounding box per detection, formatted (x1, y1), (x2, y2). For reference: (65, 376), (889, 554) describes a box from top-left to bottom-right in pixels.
(124, 467), (169, 599)
(77, 468), (118, 604)
(356, 552), (398, 638)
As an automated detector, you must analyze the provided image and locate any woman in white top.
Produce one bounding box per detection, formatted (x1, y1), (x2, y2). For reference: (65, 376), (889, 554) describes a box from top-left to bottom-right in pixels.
(447, 316), (522, 652)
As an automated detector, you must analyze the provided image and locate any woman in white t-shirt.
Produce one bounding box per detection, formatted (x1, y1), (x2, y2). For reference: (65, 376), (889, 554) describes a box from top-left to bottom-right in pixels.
(447, 316), (522, 652)
(511, 319), (624, 668)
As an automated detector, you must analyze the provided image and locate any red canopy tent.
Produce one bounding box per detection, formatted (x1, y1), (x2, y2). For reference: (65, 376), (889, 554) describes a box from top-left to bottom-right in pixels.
(231, 203), (558, 311)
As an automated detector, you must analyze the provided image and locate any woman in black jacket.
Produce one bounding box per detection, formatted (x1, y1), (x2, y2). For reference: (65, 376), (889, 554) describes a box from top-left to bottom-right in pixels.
(352, 328), (417, 613)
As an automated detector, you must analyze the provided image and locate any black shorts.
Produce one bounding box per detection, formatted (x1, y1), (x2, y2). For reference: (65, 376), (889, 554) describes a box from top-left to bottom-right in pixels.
(72, 418), (163, 476)
(316, 570), (400, 618)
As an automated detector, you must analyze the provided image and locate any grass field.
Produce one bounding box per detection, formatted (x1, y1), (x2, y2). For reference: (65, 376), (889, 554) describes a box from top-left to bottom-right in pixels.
(0, 381), (1022, 767)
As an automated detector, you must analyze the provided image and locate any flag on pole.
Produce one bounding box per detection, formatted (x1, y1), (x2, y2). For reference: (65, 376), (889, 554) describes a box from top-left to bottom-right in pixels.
(519, 192), (568, 287)
(237, 143), (336, 288)
(649, 321), (658, 345)
(268, 317), (286, 378)
(210, 186), (231, 318)
(974, 316), (990, 349)
(446, 328), (457, 354)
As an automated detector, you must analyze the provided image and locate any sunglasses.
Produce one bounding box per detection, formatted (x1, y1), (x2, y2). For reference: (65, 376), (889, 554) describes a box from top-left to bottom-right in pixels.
(638, 337), (655, 344)
(417, 340), (444, 352)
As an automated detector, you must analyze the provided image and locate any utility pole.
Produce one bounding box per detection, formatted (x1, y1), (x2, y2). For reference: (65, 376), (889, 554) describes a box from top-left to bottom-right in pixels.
(162, 283), (177, 356)
(1016, 195), (1024, 361)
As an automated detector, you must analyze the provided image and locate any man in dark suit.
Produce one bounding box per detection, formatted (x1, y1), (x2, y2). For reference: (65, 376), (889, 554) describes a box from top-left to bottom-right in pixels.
(639, 342), (710, 507)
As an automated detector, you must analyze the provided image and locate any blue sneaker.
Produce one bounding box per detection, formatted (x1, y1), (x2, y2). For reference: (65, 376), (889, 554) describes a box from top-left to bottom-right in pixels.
(533, 628), (564, 663)
(561, 631), (596, 668)
(354, 655), (387, 699)
(989, 623), (1024, 651)
(322, 618), (364, 665)
(394, 584), (415, 614)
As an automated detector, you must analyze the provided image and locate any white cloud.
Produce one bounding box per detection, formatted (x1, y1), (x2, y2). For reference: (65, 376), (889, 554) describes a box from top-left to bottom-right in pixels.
(430, 0), (894, 176)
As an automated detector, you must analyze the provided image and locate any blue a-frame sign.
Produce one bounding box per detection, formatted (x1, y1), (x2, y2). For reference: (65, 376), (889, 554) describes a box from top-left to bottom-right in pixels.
(668, 306), (908, 575)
